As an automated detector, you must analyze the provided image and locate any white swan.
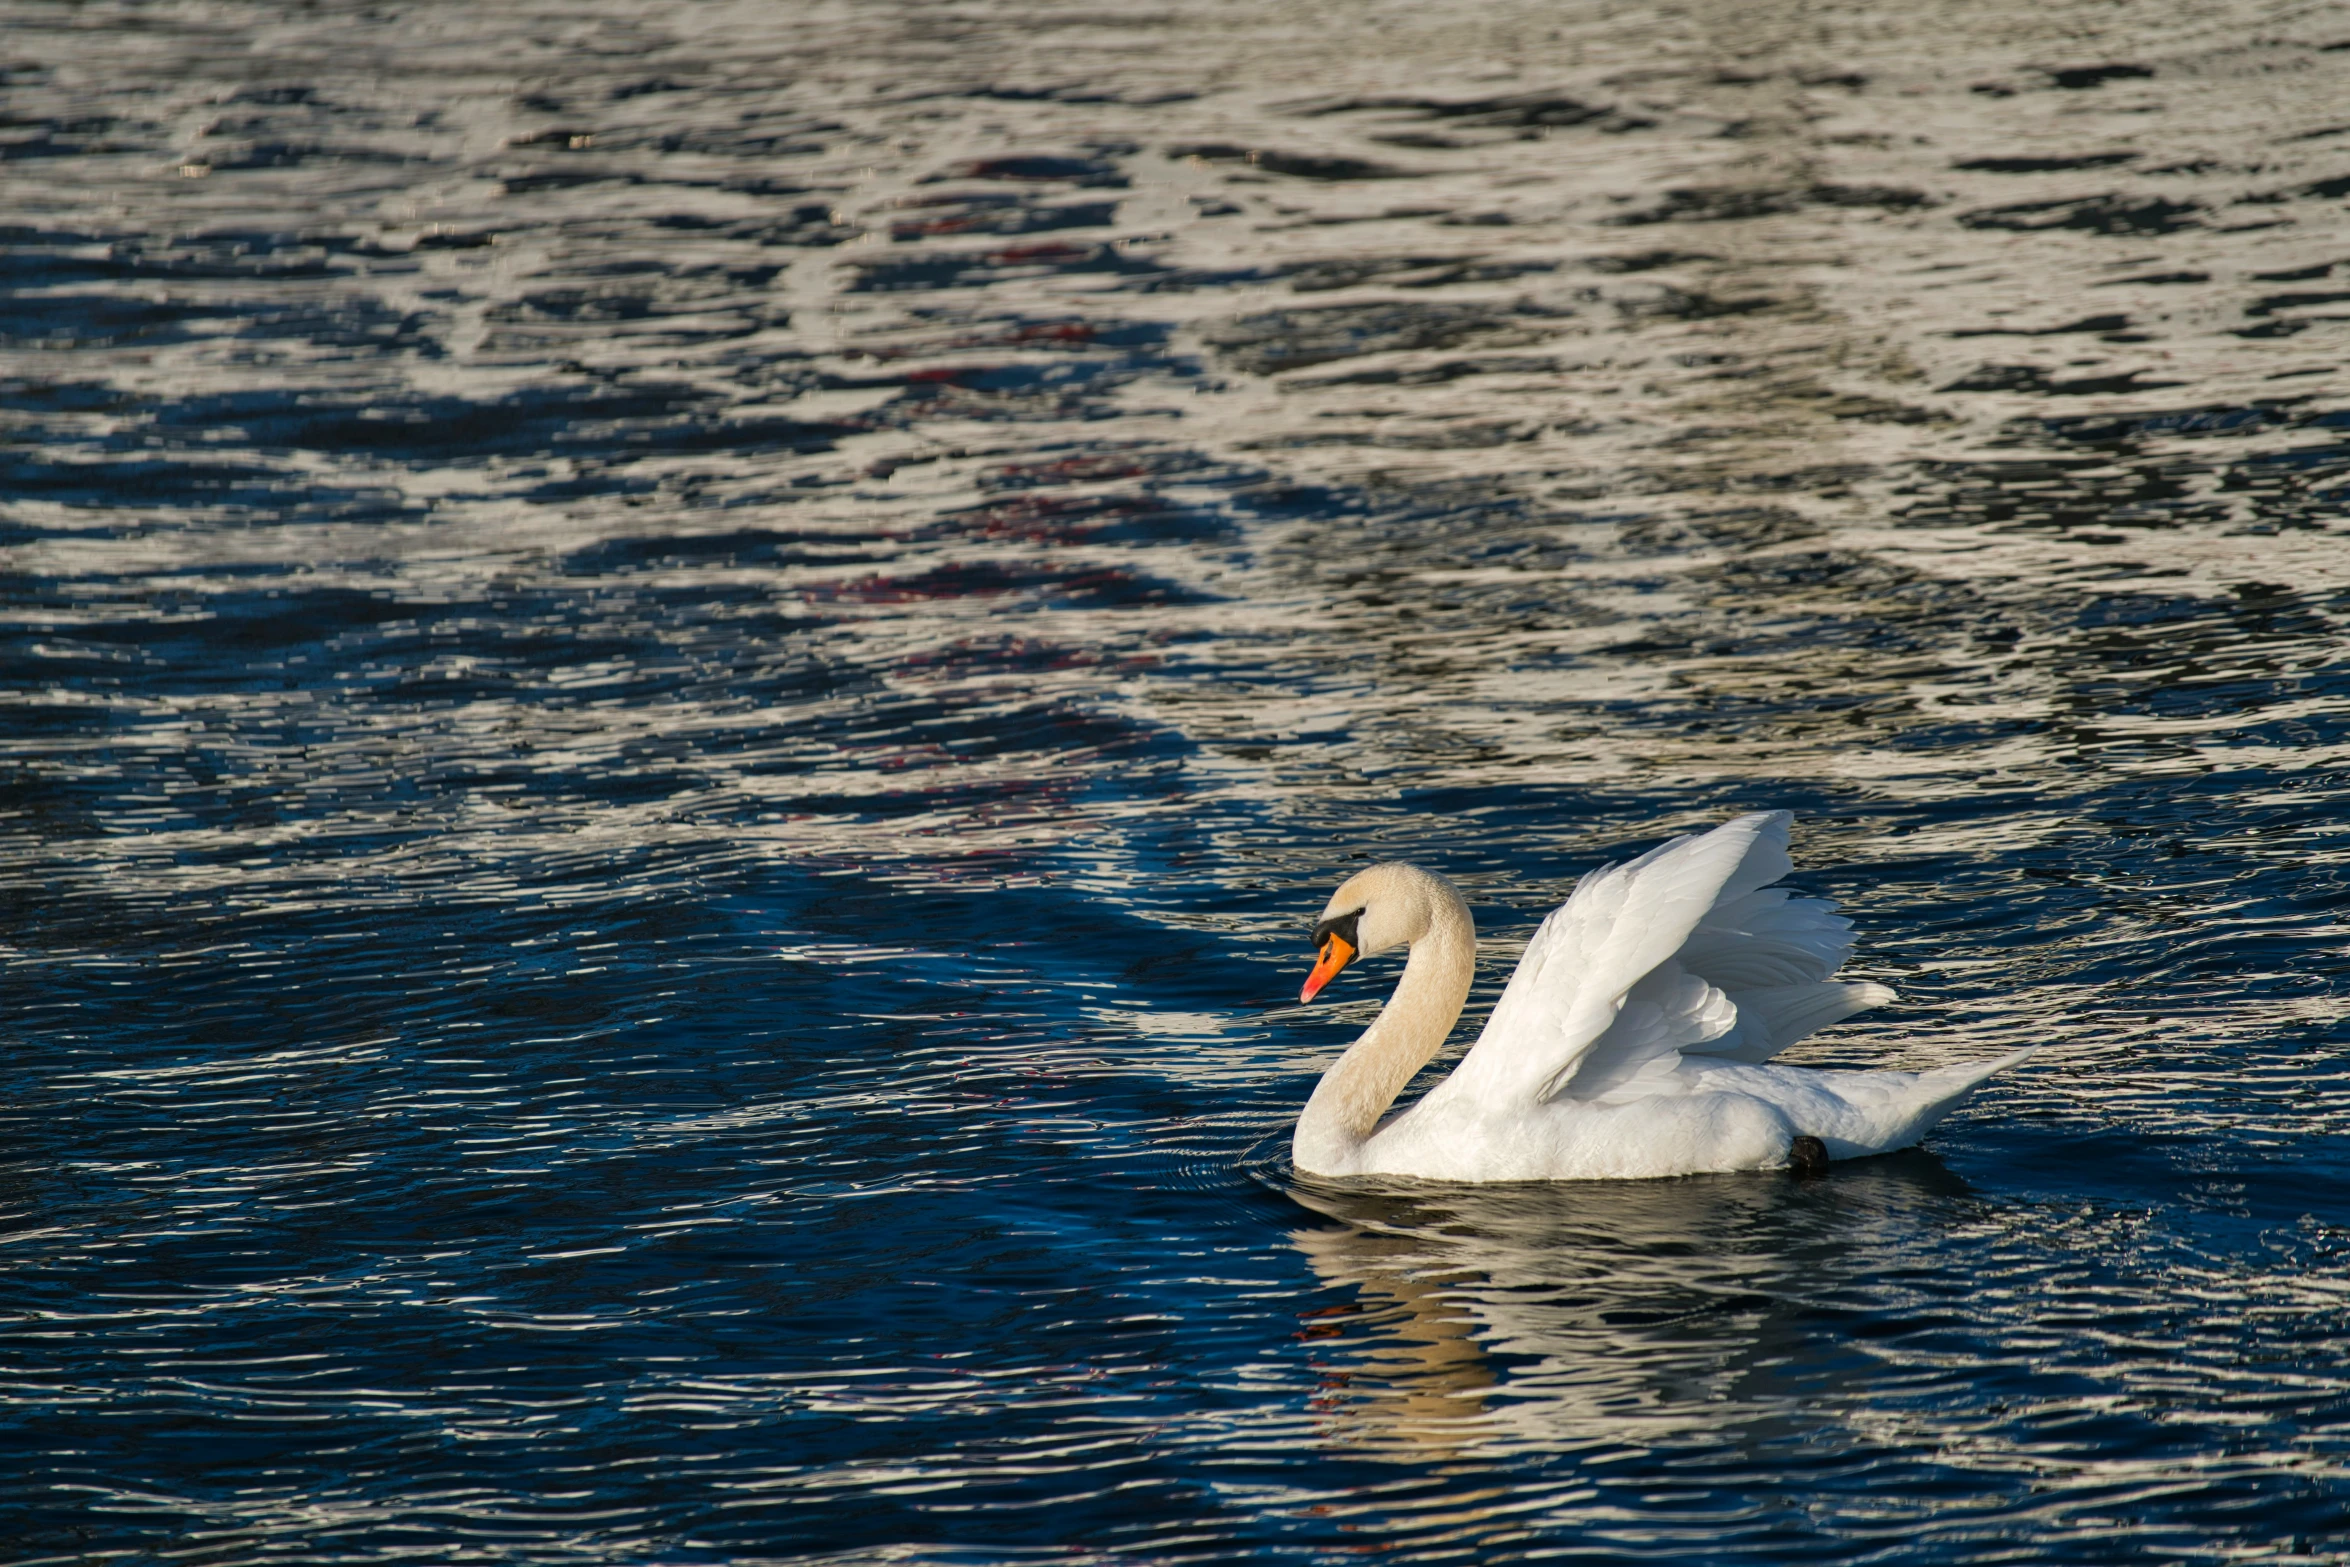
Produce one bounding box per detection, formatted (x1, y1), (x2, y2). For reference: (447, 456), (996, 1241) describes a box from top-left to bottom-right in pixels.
(1292, 810), (2032, 1181)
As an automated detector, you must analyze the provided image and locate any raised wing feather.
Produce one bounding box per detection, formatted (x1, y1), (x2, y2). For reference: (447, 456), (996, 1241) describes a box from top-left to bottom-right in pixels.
(1444, 811), (1796, 1106)
(1560, 961), (1739, 1099)
(1678, 888), (1854, 988)
(1681, 979), (1896, 1064)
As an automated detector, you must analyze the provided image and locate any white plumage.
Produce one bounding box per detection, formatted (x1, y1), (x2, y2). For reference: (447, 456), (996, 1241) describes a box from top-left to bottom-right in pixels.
(1289, 811), (2032, 1182)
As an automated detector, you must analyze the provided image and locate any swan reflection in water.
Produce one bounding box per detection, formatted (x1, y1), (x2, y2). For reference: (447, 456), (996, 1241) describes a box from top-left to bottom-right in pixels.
(1285, 1151), (1976, 1464)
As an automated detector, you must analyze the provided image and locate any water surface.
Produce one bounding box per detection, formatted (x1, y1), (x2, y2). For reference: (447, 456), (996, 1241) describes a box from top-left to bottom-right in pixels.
(5, 0), (2350, 1560)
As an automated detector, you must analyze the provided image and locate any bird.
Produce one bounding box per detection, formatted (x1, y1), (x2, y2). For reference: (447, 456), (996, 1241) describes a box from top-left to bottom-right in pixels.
(1289, 810), (2032, 1181)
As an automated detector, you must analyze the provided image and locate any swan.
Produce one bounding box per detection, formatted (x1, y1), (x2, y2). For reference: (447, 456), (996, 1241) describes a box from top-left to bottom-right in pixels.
(1291, 810), (2032, 1181)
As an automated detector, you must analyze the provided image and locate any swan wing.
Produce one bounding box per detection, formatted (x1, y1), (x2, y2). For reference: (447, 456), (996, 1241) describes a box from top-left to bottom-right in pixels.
(1445, 811), (1797, 1106)
(1678, 978), (1899, 1064)
(1679, 886), (1854, 988)
(1674, 880), (1895, 1062)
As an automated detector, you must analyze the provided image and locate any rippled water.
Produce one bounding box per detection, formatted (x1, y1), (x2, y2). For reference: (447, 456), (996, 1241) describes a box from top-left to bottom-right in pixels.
(5, 1), (2350, 1560)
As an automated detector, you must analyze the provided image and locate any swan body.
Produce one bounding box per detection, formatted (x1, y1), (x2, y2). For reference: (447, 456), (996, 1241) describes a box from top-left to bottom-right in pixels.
(1291, 811), (2031, 1182)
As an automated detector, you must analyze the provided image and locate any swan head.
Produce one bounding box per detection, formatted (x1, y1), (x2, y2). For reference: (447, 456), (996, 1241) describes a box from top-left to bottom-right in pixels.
(1300, 862), (1458, 1003)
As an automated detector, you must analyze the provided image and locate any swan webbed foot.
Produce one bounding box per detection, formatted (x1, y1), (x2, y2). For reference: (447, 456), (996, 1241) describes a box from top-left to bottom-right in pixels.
(1787, 1136), (1829, 1176)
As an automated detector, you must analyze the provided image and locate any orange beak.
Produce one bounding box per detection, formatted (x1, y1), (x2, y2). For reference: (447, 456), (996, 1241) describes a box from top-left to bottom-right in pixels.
(1300, 933), (1356, 1003)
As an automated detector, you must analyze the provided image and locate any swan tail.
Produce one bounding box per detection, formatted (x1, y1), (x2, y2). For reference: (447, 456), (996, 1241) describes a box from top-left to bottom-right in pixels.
(1821, 1045), (2039, 1159)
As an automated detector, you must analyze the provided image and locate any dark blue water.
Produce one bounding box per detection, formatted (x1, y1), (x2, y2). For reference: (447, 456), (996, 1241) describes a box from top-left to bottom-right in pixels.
(6, 2), (2350, 1561)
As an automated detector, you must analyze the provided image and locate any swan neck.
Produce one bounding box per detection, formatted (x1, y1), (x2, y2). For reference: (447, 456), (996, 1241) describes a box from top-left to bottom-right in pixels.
(1294, 890), (1476, 1173)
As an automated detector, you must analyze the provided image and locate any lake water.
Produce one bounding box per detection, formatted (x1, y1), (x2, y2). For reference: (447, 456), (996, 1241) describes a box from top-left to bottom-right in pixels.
(5, 1), (2350, 1560)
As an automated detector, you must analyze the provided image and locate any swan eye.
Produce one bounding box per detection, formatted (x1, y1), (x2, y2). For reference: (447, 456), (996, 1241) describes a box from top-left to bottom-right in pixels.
(1311, 907), (1363, 953)
(1300, 907), (1364, 1004)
